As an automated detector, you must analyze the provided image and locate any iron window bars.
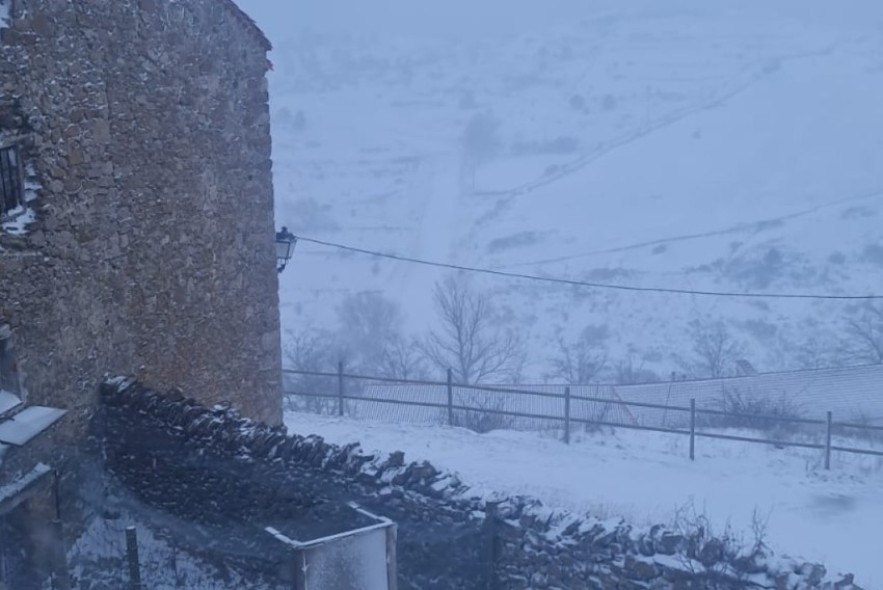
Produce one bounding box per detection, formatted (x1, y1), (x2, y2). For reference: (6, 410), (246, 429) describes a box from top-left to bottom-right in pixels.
(0, 145), (24, 217)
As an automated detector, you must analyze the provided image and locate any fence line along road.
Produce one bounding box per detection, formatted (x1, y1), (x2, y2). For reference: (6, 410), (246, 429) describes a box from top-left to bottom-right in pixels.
(282, 368), (883, 470)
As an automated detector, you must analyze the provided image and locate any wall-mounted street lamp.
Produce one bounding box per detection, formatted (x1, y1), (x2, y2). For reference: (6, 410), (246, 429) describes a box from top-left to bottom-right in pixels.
(275, 226), (297, 274)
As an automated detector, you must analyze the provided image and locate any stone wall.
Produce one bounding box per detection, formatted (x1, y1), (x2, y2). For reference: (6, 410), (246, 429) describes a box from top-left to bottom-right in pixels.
(98, 378), (488, 589)
(96, 379), (864, 590)
(0, 0), (282, 460)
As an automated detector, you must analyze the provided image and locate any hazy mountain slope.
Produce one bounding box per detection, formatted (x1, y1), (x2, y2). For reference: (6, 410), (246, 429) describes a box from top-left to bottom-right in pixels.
(254, 1), (883, 379)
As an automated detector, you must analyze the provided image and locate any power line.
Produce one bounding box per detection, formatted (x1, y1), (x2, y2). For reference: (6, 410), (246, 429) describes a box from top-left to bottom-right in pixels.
(292, 235), (883, 301)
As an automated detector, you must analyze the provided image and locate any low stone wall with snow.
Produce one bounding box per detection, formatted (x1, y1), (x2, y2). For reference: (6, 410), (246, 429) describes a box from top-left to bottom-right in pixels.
(98, 378), (862, 590)
(491, 503), (858, 590)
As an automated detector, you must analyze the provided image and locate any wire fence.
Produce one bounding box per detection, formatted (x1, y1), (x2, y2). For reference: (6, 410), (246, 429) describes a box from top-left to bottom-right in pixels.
(282, 367), (883, 469)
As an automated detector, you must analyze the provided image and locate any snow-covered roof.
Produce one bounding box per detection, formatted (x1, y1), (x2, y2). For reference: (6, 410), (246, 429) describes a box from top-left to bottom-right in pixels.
(0, 406), (66, 446)
(0, 390), (21, 418)
(0, 462), (50, 510)
(0, 401), (67, 503)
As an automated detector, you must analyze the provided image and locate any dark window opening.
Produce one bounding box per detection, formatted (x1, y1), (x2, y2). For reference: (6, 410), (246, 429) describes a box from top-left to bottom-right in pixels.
(0, 145), (25, 218)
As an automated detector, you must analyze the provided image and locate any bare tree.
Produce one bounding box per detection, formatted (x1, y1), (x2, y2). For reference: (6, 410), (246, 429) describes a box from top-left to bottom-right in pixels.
(282, 328), (337, 412)
(378, 336), (428, 381)
(843, 303), (883, 364)
(420, 276), (524, 384)
(336, 290), (405, 374)
(795, 333), (841, 369)
(684, 320), (744, 379)
(283, 328), (334, 373)
(546, 326), (607, 384)
(612, 354), (659, 385)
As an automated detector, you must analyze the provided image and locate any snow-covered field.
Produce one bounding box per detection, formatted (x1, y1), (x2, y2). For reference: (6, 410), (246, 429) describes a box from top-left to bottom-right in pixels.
(235, 0), (883, 379)
(286, 411), (883, 587)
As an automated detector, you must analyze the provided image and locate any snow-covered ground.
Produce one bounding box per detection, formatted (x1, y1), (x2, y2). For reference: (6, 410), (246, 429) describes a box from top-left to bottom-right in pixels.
(286, 411), (883, 587)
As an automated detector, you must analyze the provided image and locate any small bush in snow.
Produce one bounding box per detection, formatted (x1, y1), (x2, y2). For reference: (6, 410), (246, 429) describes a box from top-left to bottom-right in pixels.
(704, 386), (805, 434)
(451, 392), (514, 434)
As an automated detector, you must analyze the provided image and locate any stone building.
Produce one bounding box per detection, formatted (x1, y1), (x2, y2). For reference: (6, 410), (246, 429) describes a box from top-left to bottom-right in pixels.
(1, 0), (282, 584)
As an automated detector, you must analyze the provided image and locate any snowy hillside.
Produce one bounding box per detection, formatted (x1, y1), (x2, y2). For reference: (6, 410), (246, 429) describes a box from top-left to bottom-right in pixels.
(247, 0), (883, 379)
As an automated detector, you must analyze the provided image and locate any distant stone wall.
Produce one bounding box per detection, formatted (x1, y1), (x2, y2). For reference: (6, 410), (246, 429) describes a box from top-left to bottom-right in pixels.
(0, 0), (281, 449)
(97, 379), (864, 590)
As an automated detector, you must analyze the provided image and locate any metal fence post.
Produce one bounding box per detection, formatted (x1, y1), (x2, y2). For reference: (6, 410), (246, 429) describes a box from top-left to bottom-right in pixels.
(125, 526), (142, 590)
(51, 471), (70, 590)
(483, 502), (499, 590)
(564, 386), (571, 444)
(447, 368), (454, 426)
(825, 411), (833, 470)
(689, 398), (696, 461)
(337, 360), (345, 417)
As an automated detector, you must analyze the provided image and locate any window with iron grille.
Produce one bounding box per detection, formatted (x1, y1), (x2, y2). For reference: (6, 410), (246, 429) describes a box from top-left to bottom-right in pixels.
(0, 144), (24, 218)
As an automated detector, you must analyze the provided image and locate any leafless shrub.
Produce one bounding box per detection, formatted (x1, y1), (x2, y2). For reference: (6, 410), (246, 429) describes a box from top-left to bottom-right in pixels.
(336, 291), (426, 379)
(670, 501), (771, 589)
(701, 386), (805, 434)
(682, 320), (745, 379)
(794, 333), (842, 370)
(612, 355), (658, 385)
(580, 396), (613, 435)
(546, 326), (607, 385)
(842, 303), (883, 364)
(451, 392), (514, 434)
(377, 336), (429, 381)
(282, 329), (337, 414)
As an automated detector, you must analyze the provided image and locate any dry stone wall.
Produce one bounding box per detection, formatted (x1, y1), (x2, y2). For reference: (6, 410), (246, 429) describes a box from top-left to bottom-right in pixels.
(97, 378), (864, 590)
(98, 378), (489, 589)
(0, 0), (281, 454)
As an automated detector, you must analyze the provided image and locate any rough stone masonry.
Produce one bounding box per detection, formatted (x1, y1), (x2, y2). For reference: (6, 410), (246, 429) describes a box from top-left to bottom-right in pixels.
(97, 378), (865, 590)
(0, 0), (282, 461)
